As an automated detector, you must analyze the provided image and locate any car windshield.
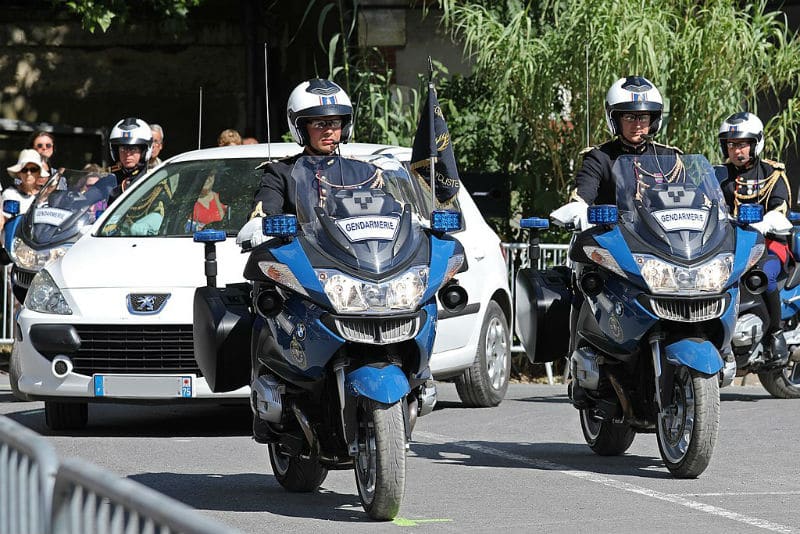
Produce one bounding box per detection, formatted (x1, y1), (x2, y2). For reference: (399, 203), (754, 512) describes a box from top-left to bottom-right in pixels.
(294, 154), (430, 273)
(97, 158), (266, 237)
(613, 154), (730, 261)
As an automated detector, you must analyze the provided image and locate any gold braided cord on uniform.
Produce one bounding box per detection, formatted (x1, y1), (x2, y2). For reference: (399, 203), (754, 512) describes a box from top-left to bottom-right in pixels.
(633, 155), (685, 200)
(732, 161), (791, 216)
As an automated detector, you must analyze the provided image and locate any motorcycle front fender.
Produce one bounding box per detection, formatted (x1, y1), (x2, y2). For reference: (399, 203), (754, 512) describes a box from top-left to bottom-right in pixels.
(664, 339), (723, 375)
(345, 364), (410, 404)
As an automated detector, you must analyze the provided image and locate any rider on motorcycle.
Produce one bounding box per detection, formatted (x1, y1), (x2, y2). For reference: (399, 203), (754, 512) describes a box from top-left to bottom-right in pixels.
(250, 78), (354, 219)
(107, 117), (157, 205)
(571, 76), (682, 206)
(718, 111), (792, 366)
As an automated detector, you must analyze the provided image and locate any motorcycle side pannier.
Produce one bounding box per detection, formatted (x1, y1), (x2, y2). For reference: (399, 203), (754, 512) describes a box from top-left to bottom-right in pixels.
(515, 266), (571, 363)
(193, 283), (253, 392)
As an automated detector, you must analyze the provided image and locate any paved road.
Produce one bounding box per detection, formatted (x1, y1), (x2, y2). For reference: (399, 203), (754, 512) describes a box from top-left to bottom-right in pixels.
(1, 375), (798, 533)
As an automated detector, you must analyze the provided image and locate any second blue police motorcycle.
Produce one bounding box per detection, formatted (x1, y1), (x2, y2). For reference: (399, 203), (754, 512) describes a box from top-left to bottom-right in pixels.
(516, 154), (765, 478)
(193, 153), (465, 520)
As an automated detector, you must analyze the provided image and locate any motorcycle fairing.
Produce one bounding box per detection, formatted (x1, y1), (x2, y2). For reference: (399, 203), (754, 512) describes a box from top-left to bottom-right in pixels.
(411, 300), (438, 379)
(781, 283), (800, 319)
(728, 227), (761, 284)
(592, 227), (647, 286)
(420, 235), (458, 303)
(664, 339), (723, 375)
(267, 238), (329, 304)
(345, 364), (411, 404)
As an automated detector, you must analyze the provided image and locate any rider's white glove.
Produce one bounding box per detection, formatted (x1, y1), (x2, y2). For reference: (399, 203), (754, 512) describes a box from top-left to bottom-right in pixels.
(551, 200), (592, 231)
(750, 210), (792, 236)
(236, 217), (267, 249)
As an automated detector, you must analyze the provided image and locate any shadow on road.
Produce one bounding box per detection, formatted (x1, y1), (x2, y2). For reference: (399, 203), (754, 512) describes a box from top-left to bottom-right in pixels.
(130, 471), (372, 522)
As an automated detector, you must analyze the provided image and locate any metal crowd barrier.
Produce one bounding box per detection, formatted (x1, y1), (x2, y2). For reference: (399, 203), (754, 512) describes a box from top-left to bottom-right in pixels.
(0, 416), (240, 534)
(502, 242), (570, 384)
(1, 265), (14, 345)
(0, 415), (58, 534)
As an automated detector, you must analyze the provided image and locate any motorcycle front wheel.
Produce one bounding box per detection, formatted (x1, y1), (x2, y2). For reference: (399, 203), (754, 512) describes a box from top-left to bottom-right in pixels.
(579, 409), (636, 456)
(757, 361), (800, 398)
(268, 444), (328, 492)
(354, 398), (406, 521)
(657, 366), (719, 478)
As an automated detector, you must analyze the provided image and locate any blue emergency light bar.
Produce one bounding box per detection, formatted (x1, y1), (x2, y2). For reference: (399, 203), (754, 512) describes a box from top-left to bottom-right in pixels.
(3, 200), (20, 216)
(788, 211), (800, 224)
(193, 229), (226, 243)
(738, 203), (764, 225)
(431, 210), (462, 233)
(520, 217), (549, 229)
(587, 205), (618, 225)
(263, 214), (298, 237)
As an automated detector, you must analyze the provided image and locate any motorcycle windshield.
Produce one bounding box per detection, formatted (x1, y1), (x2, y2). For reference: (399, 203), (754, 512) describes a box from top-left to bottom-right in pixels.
(20, 169), (116, 247)
(613, 154), (730, 261)
(294, 155), (429, 274)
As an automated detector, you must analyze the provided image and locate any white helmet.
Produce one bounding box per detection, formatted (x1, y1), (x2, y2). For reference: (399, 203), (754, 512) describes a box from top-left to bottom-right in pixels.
(718, 112), (764, 159)
(109, 117), (153, 162)
(286, 79), (353, 146)
(604, 76), (664, 136)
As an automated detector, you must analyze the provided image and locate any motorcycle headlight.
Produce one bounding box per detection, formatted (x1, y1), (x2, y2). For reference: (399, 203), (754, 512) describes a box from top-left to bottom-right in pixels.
(10, 238), (69, 271)
(25, 269), (73, 315)
(634, 253), (733, 294)
(316, 266), (429, 314)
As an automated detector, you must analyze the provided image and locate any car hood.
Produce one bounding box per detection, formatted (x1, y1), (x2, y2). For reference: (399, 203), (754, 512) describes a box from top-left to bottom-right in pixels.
(54, 235), (248, 289)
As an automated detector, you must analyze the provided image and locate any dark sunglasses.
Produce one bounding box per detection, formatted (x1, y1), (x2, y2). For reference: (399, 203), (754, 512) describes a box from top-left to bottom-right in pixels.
(35, 143), (53, 149)
(20, 166), (41, 174)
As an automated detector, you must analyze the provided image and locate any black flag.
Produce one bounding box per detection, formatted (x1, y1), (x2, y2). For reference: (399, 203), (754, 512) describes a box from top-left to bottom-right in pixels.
(410, 82), (460, 204)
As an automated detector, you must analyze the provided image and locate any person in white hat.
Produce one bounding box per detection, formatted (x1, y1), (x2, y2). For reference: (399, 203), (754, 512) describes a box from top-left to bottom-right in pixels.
(3, 148), (50, 222)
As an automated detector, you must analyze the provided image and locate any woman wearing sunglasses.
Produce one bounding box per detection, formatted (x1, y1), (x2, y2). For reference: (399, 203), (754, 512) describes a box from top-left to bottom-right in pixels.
(29, 131), (57, 177)
(3, 149), (50, 223)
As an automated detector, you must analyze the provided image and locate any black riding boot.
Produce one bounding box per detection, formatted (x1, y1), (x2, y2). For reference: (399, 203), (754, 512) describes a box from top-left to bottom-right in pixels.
(764, 289), (789, 367)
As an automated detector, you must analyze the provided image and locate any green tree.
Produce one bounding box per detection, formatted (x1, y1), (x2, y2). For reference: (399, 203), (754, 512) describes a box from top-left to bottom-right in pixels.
(439, 0), (800, 222)
(60, 0), (204, 32)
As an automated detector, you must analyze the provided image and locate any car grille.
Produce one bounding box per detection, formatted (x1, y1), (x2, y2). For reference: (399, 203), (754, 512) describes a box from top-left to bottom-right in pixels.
(649, 297), (725, 322)
(70, 324), (200, 375)
(334, 317), (419, 344)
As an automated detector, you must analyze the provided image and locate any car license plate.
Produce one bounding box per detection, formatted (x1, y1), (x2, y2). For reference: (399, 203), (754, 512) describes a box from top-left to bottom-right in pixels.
(93, 375), (194, 398)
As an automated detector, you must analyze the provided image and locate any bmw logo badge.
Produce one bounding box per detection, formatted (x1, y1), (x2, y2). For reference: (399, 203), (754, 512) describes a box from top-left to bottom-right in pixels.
(295, 323), (306, 340)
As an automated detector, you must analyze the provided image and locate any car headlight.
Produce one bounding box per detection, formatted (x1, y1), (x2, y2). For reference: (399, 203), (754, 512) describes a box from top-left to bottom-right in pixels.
(633, 253), (733, 294)
(25, 269), (73, 315)
(316, 266), (429, 314)
(10, 238), (69, 271)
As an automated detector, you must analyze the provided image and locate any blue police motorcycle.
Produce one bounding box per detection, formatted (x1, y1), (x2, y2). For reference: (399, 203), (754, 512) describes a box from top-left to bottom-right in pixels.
(192, 154), (465, 520)
(516, 154), (765, 478)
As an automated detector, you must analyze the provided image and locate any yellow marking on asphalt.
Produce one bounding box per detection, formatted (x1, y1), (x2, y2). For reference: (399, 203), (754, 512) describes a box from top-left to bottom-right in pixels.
(393, 517), (453, 527)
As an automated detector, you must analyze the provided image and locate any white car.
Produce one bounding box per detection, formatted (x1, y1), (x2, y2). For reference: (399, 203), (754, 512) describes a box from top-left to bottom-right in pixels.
(9, 143), (512, 429)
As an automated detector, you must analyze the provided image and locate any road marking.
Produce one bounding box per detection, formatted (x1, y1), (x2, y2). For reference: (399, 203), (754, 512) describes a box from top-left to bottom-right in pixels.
(393, 518), (453, 527)
(672, 491), (800, 497)
(415, 431), (796, 534)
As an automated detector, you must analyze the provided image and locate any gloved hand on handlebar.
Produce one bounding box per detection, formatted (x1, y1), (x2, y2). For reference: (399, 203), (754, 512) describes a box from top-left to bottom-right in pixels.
(236, 216), (268, 250)
(551, 200), (592, 231)
(750, 210), (792, 236)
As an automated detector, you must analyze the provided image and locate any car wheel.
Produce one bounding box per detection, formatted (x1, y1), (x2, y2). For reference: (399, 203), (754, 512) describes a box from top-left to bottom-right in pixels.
(45, 401), (88, 431)
(8, 351), (31, 402)
(455, 301), (510, 407)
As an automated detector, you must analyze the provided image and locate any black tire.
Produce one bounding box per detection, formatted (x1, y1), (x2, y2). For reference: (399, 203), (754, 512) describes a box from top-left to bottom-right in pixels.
(757, 361), (800, 398)
(354, 399), (406, 521)
(579, 409), (636, 455)
(657, 366), (719, 478)
(455, 301), (511, 408)
(44, 401), (88, 431)
(268, 444), (328, 492)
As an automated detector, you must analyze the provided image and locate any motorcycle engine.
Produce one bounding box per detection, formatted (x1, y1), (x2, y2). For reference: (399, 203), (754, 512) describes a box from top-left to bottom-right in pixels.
(731, 313), (764, 348)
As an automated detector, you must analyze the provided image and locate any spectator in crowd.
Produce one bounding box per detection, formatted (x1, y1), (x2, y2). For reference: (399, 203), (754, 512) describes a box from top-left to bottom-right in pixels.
(149, 124), (165, 170)
(3, 149), (49, 220)
(188, 168), (227, 230)
(218, 129), (242, 146)
(30, 131), (58, 177)
(242, 136), (259, 145)
(74, 163), (108, 219)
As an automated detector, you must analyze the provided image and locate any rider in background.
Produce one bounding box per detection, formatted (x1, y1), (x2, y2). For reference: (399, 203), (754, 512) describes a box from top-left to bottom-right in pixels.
(107, 118), (157, 205)
(250, 78), (353, 219)
(718, 111), (791, 367)
(571, 76), (682, 206)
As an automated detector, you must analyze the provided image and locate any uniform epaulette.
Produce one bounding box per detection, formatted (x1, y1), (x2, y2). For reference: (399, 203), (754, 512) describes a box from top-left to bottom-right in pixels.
(255, 153), (299, 170)
(651, 141), (683, 154)
(579, 145), (598, 156)
(108, 163), (121, 173)
(762, 158), (785, 170)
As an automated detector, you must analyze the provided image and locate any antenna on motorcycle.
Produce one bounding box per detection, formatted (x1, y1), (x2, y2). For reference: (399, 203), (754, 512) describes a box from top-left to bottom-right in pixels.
(263, 42), (272, 162)
(427, 56), (437, 207)
(197, 86), (203, 150)
(585, 42), (590, 147)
